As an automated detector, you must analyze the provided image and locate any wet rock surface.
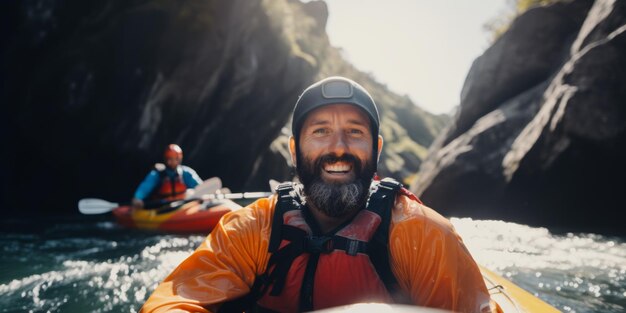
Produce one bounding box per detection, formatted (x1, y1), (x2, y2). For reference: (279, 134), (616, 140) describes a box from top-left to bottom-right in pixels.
(412, 0), (626, 235)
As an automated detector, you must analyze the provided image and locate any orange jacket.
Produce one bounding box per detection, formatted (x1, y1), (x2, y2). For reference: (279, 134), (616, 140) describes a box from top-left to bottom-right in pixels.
(141, 194), (494, 313)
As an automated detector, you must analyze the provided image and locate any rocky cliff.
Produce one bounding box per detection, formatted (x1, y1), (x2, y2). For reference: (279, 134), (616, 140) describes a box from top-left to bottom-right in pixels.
(412, 0), (626, 235)
(1, 0), (445, 216)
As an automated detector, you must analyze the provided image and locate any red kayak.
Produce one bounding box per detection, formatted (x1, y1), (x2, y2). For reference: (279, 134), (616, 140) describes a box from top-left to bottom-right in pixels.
(112, 199), (241, 233)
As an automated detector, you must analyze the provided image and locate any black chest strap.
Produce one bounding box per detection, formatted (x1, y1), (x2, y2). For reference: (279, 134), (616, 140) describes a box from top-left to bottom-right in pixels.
(218, 183), (305, 313)
(268, 182), (303, 252)
(366, 178), (404, 299)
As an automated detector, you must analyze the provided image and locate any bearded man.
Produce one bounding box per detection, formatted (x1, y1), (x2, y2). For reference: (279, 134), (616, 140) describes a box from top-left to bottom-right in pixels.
(141, 77), (496, 313)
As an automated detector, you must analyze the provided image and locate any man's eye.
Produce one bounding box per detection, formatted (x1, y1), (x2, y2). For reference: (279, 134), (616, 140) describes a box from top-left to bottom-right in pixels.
(348, 129), (364, 135)
(313, 128), (329, 135)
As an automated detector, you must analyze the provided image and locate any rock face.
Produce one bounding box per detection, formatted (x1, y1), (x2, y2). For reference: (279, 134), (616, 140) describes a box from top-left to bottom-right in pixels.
(1, 0), (445, 216)
(412, 0), (626, 235)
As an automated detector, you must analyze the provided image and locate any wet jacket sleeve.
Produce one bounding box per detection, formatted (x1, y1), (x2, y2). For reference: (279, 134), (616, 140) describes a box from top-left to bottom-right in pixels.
(389, 195), (493, 313)
(134, 170), (160, 200)
(181, 166), (202, 188)
(140, 197), (275, 313)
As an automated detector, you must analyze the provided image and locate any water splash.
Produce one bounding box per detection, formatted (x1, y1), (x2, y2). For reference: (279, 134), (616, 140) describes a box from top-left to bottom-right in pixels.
(1, 219), (624, 312)
(451, 218), (626, 313)
(0, 223), (204, 313)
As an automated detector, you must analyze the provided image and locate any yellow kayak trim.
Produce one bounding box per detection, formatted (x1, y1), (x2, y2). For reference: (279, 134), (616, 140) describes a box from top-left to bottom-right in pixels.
(480, 265), (560, 313)
(130, 201), (198, 230)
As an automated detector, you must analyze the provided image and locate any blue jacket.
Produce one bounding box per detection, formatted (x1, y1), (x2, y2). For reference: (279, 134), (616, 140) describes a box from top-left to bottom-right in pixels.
(133, 165), (202, 200)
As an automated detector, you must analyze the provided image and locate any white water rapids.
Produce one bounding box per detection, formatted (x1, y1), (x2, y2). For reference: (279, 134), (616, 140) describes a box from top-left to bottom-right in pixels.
(0, 218), (624, 312)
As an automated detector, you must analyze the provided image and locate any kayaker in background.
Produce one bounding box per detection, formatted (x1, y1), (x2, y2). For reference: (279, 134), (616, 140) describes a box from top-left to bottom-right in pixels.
(131, 144), (202, 209)
(141, 77), (497, 313)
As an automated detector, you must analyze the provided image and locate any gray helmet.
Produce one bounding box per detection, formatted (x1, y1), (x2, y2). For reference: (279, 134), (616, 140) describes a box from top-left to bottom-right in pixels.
(291, 76), (380, 140)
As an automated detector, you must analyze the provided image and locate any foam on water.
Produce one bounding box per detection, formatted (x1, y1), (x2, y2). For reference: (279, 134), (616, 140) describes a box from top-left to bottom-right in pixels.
(0, 226), (204, 313)
(1, 219), (624, 312)
(451, 218), (626, 312)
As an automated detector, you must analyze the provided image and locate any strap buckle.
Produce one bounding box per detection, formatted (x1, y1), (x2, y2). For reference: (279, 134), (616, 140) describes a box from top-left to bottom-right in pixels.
(276, 182), (293, 192)
(276, 182), (298, 202)
(378, 178), (402, 191)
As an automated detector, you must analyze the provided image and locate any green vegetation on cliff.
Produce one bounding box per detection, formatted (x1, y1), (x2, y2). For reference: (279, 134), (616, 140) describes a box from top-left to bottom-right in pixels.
(484, 0), (565, 41)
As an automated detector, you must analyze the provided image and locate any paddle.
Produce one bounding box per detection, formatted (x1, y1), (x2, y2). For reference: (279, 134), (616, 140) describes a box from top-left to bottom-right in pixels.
(78, 191), (274, 215)
(78, 177), (222, 215)
(78, 198), (126, 215)
(186, 177), (222, 199)
(201, 191), (274, 200)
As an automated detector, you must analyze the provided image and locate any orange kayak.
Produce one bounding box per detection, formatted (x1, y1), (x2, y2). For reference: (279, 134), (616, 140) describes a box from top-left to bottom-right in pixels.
(112, 199), (241, 233)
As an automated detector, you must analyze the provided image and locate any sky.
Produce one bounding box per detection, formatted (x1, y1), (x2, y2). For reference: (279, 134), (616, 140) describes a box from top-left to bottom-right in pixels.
(324, 0), (510, 114)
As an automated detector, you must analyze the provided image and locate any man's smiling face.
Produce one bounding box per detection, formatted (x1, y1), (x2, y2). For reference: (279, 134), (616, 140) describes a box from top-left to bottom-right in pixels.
(291, 103), (379, 217)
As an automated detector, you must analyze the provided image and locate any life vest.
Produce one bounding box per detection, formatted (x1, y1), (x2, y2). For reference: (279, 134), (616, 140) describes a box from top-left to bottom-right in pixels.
(150, 163), (188, 201)
(221, 178), (420, 312)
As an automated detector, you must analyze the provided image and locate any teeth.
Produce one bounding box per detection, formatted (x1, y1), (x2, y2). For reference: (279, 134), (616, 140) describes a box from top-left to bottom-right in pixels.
(325, 164), (351, 172)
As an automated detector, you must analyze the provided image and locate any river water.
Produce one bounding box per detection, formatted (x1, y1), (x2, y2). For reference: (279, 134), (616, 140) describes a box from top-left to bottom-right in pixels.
(1, 217), (625, 313)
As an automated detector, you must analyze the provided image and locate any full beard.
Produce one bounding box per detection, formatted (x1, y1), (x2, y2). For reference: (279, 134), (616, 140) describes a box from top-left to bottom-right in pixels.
(297, 153), (376, 218)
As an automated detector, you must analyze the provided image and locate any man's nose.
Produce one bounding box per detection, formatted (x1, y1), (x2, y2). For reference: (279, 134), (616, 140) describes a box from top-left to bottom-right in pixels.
(328, 133), (349, 156)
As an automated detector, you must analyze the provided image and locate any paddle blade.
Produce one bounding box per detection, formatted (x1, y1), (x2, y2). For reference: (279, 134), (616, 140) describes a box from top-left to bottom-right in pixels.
(187, 177), (222, 199)
(78, 198), (119, 215)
